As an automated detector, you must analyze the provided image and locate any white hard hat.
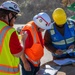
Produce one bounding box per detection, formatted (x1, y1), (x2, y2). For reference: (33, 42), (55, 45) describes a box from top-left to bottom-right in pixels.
(33, 12), (52, 30)
(0, 1), (20, 14)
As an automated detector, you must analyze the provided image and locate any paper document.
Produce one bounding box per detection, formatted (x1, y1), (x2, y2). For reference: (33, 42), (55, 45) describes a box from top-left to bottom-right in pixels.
(36, 65), (61, 75)
(53, 58), (75, 65)
(66, 49), (73, 53)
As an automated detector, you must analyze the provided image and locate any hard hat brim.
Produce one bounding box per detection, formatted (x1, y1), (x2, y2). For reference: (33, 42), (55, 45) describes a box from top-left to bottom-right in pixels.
(17, 13), (21, 16)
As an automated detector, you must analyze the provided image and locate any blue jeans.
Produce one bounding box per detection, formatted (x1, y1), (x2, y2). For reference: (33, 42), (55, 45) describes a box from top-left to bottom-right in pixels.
(20, 59), (40, 75)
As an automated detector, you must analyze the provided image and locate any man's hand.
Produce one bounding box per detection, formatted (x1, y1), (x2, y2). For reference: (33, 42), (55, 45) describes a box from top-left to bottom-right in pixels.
(21, 31), (28, 45)
(55, 49), (63, 55)
(68, 44), (74, 50)
(23, 60), (31, 71)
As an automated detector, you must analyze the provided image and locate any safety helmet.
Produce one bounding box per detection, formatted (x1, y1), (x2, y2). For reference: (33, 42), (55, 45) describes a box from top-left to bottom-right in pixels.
(52, 8), (67, 26)
(33, 12), (52, 30)
(0, 1), (20, 14)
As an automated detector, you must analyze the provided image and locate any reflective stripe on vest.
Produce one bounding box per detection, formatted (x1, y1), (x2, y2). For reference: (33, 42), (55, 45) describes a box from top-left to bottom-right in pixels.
(0, 65), (19, 74)
(52, 37), (74, 45)
(0, 26), (11, 53)
(25, 54), (40, 67)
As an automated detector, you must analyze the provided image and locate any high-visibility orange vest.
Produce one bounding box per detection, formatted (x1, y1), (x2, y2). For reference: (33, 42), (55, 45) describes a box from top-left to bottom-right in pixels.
(22, 21), (44, 67)
(0, 20), (20, 75)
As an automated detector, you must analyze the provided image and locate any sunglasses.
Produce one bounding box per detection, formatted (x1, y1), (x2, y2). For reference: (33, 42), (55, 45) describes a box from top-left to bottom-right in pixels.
(12, 14), (17, 19)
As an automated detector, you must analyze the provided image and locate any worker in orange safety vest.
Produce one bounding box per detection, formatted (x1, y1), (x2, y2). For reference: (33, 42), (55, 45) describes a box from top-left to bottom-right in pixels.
(20, 12), (52, 75)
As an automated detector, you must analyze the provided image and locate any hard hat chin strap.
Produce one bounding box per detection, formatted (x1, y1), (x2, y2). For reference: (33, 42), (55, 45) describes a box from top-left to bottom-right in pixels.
(8, 13), (16, 26)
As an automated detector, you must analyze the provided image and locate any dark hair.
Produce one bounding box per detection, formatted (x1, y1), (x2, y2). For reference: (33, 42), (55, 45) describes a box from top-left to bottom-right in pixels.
(0, 9), (11, 18)
(0, 9), (16, 19)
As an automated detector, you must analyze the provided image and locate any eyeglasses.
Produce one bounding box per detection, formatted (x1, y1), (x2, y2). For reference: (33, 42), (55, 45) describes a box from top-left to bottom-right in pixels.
(12, 14), (17, 19)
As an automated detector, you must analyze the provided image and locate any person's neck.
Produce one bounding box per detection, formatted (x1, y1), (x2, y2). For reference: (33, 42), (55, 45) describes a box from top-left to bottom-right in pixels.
(0, 16), (8, 23)
(0, 18), (8, 25)
(55, 24), (64, 28)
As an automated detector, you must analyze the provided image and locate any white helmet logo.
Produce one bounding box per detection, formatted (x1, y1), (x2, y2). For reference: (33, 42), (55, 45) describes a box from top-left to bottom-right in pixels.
(37, 16), (50, 26)
(39, 19), (42, 22)
(14, 4), (17, 8)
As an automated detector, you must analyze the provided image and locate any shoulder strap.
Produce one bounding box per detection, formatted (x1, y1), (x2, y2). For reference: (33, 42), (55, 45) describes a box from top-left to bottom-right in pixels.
(49, 23), (55, 35)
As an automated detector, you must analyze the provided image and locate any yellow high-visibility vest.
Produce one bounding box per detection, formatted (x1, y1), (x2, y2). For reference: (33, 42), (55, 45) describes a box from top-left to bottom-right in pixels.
(0, 20), (20, 75)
